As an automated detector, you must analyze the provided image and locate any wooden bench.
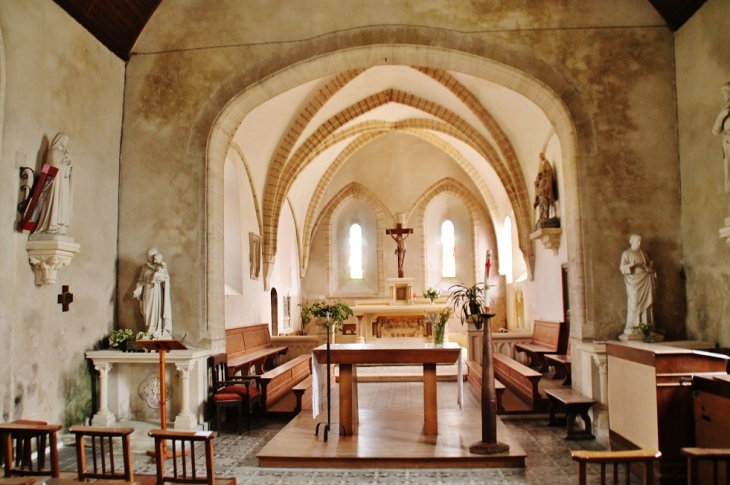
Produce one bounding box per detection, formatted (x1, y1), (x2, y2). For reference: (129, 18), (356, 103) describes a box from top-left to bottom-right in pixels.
(514, 320), (567, 372)
(465, 360), (505, 412)
(545, 388), (596, 440)
(292, 375), (313, 414)
(545, 354), (572, 385)
(259, 354), (312, 412)
(226, 324), (288, 376)
(493, 353), (542, 410)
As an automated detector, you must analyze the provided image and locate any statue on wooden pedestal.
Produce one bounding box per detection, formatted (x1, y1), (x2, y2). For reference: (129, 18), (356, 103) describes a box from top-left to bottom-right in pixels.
(133, 248), (172, 338)
(619, 234), (656, 337)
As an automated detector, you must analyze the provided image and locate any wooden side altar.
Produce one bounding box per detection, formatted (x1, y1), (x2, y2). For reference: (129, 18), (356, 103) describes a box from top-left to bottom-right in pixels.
(606, 342), (729, 483)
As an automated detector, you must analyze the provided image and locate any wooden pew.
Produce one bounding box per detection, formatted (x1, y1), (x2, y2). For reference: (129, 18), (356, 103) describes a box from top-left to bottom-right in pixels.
(259, 354), (312, 413)
(493, 353), (542, 410)
(293, 375), (313, 414)
(514, 320), (567, 372)
(225, 324), (288, 376)
(465, 360), (505, 412)
(545, 388), (596, 440)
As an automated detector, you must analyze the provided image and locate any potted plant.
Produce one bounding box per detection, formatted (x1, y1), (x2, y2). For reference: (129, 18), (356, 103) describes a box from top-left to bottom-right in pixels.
(108, 328), (134, 351)
(634, 322), (664, 343)
(448, 282), (487, 329)
(301, 299), (354, 334)
(423, 287), (441, 304)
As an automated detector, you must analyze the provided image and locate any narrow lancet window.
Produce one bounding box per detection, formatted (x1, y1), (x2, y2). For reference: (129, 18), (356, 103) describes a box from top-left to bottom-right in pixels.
(441, 220), (456, 278)
(350, 223), (363, 279)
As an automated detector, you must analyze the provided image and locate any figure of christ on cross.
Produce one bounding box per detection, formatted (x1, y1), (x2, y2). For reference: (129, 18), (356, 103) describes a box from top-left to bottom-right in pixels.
(386, 222), (413, 278)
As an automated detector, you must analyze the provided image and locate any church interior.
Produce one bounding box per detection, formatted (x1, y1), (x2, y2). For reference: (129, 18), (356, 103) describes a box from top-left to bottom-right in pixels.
(2, 0), (730, 483)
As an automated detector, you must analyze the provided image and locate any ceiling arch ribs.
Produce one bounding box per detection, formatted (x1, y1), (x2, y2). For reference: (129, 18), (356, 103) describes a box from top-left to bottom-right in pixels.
(230, 142), (263, 237)
(313, 182), (389, 295)
(298, 123), (501, 276)
(264, 89), (532, 282)
(414, 67), (534, 276)
(409, 177), (496, 287)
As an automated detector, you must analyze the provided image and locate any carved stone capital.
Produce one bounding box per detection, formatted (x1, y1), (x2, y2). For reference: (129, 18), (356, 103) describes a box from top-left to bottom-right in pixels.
(530, 227), (562, 255)
(26, 238), (80, 285)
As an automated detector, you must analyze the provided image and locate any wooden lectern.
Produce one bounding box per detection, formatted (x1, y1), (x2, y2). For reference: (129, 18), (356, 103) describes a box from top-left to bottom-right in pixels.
(135, 339), (187, 458)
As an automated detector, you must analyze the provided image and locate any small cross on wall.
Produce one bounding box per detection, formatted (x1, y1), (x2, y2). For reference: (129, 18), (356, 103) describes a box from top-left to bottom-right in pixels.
(57, 285), (73, 312)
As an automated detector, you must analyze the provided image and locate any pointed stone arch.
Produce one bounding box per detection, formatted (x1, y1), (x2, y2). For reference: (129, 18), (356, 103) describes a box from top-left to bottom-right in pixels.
(196, 28), (595, 348)
(312, 182), (390, 295)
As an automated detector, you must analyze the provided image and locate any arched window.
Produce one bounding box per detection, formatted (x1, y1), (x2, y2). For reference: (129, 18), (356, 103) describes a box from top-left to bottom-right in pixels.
(441, 220), (456, 278)
(349, 223), (363, 279)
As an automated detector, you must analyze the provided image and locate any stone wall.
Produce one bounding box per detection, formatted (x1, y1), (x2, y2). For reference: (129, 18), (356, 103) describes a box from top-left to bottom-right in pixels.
(676, 0), (730, 347)
(0, 1), (124, 424)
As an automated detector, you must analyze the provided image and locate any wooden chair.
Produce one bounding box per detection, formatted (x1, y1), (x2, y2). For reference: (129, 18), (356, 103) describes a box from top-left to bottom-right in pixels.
(0, 421), (62, 480)
(48, 426), (135, 485)
(571, 449), (661, 485)
(682, 447), (730, 484)
(148, 429), (235, 485)
(209, 354), (261, 432)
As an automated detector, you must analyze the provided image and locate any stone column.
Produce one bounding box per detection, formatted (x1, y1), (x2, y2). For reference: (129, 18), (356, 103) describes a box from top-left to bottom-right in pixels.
(91, 362), (116, 427)
(173, 361), (198, 430)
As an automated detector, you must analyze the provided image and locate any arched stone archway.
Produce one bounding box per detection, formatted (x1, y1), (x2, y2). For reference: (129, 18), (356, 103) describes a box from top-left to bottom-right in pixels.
(188, 27), (594, 351)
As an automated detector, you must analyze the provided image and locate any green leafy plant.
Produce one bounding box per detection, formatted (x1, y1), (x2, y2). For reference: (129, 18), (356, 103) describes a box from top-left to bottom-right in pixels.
(422, 287), (441, 302)
(108, 328), (133, 348)
(300, 299), (354, 332)
(136, 331), (157, 340)
(448, 283), (488, 328)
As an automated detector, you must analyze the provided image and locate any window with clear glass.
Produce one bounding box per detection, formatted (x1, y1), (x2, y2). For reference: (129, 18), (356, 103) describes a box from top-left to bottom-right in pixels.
(349, 223), (363, 279)
(441, 220), (456, 278)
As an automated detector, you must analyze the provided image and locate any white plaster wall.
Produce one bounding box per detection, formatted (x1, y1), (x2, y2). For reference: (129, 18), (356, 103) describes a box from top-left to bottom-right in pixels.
(223, 159), (243, 295)
(676, 0), (730, 347)
(0, 1), (124, 424)
(424, 193), (473, 290)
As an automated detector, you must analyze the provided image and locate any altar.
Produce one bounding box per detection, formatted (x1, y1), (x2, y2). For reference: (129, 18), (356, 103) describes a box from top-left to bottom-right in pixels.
(351, 277), (450, 343)
(85, 348), (211, 430)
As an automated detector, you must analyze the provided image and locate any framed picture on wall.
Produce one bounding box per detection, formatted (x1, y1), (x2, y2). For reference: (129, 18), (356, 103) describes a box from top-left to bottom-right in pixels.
(249, 233), (261, 279)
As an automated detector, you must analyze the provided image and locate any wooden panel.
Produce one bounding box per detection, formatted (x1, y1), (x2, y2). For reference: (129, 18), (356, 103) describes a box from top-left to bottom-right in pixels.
(226, 324), (272, 359)
(493, 354), (541, 408)
(531, 320), (561, 351)
(260, 354), (312, 408)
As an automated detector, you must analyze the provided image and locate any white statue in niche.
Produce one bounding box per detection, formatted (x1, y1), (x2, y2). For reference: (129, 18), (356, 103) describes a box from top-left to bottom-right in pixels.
(35, 132), (73, 236)
(712, 81), (730, 193)
(133, 248), (172, 338)
(619, 234), (656, 336)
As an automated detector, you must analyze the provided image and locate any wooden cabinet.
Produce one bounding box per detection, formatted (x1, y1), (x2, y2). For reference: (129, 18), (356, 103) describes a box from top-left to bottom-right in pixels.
(606, 342), (728, 484)
(692, 375), (730, 483)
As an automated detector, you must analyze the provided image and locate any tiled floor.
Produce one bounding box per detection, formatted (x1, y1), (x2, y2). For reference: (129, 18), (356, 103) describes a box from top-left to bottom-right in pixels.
(59, 382), (640, 485)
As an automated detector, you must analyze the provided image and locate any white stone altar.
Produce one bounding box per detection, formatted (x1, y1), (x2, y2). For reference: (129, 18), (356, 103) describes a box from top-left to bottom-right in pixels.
(86, 348), (211, 430)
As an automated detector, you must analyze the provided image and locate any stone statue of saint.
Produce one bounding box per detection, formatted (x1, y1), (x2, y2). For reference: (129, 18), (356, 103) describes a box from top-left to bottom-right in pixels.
(712, 82), (730, 193)
(619, 234), (656, 335)
(533, 153), (557, 228)
(133, 248), (172, 337)
(35, 132), (73, 236)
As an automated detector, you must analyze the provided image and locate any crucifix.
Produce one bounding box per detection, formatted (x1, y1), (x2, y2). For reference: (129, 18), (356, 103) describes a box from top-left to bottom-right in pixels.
(57, 285), (73, 312)
(386, 222), (413, 278)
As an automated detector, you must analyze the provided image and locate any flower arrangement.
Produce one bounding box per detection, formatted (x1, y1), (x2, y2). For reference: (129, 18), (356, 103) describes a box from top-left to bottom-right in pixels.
(634, 322), (663, 343)
(136, 331), (157, 340)
(424, 307), (452, 344)
(423, 287), (441, 302)
(108, 328), (133, 348)
(300, 298), (354, 332)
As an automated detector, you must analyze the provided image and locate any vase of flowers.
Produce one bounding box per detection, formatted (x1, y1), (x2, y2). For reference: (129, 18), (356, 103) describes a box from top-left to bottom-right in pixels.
(300, 298), (354, 335)
(423, 287), (441, 304)
(634, 322), (664, 343)
(425, 307), (452, 345)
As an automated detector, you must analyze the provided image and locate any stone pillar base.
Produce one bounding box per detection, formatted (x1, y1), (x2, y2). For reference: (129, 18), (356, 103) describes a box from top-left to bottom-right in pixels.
(91, 411), (116, 428)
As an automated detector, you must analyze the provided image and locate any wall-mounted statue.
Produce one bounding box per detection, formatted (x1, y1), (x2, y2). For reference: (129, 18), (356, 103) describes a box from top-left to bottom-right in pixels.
(35, 132), (73, 236)
(133, 248), (172, 338)
(619, 234), (656, 336)
(713, 82), (730, 193)
(533, 153), (559, 230)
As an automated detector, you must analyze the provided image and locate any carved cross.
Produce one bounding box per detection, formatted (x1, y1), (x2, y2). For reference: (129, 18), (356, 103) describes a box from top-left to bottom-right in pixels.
(57, 285), (73, 312)
(386, 223), (413, 278)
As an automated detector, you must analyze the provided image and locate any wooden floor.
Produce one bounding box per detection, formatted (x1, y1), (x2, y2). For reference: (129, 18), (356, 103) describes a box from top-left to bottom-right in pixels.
(257, 403), (526, 468)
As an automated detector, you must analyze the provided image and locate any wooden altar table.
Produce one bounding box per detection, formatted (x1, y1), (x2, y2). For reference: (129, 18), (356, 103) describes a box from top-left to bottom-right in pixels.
(312, 343), (463, 436)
